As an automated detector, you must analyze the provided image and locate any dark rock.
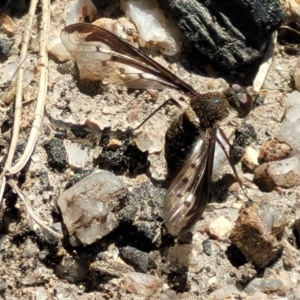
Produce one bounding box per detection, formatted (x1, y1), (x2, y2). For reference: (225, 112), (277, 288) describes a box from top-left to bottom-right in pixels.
(157, 0), (284, 68)
(55, 255), (89, 283)
(119, 246), (150, 272)
(118, 182), (165, 247)
(202, 239), (212, 256)
(229, 200), (287, 268)
(231, 123), (257, 164)
(70, 124), (89, 138)
(43, 138), (68, 171)
(0, 37), (14, 58)
(96, 127), (149, 175)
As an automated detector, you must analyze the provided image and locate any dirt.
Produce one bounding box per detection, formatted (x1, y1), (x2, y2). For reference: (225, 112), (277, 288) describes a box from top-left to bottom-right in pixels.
(0, 0), (300, 299)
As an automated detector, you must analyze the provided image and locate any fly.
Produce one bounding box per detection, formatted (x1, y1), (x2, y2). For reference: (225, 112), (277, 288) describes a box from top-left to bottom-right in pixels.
(61, 23), (253, 236)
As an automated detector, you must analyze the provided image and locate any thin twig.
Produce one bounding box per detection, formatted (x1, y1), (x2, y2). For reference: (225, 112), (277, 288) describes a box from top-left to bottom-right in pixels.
(0, 0), (39, 209)
(8, 0), (50, 174)
(253, 31), (277, 92)
(0, 0), (59, 240)
(8, 179), (63, 239)
(280, 25), (300, 35)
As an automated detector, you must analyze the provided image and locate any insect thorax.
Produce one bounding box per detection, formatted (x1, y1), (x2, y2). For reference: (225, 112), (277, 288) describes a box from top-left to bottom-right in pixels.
(189, 92), (230, 128)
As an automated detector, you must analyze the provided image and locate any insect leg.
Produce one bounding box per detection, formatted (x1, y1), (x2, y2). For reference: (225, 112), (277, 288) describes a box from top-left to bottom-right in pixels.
(217, 127), (252, 202)
(133, 98), (184, 131)
(217, 127), (243, 187)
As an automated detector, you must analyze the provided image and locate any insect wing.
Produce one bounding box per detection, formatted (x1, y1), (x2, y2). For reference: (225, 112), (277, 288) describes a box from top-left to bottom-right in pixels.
(164, 129), (216, 236)
(61, 23), (195, 93)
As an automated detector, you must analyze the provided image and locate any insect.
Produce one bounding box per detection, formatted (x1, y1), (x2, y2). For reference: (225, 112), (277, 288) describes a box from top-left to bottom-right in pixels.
(61, 23), (253, 236)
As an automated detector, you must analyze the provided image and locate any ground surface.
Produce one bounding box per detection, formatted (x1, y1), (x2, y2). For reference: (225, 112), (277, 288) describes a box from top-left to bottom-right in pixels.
(0, 1), (300, 299)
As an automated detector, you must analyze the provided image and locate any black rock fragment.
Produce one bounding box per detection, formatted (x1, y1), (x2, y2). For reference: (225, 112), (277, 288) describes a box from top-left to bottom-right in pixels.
(231, 123), (257, 164)
(202, 239), (212, 256)
(70, 124), (89, 138)
(0, 37), (14, 59)
(119, 246), (150, 273)
(96, 127), (150, 175)
(43, 138), (68, 171)
(157, 0), (285, 68)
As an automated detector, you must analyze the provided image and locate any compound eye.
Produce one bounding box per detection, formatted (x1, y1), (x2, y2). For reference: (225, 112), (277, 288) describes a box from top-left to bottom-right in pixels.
(230, 84), (253, 118)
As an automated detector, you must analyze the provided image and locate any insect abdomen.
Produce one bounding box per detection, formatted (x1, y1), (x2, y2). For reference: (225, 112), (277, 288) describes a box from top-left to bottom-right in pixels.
(165, 112), (199, 179)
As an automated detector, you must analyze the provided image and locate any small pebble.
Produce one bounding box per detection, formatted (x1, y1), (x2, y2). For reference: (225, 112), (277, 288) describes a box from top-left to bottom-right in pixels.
(58, 171), (124, 245)
(0, 13), (16, 34)
(229, 199), (287, 268)
(64, 141), (87, 170)
(208, 216), (233, 240)
(123, 272), (160, 297)
(202, 239), (212, 256)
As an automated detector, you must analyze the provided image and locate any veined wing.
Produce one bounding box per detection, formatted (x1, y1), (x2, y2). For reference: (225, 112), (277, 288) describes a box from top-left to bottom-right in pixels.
(164, 128), (217, 236)
(61, 23), (196, 94)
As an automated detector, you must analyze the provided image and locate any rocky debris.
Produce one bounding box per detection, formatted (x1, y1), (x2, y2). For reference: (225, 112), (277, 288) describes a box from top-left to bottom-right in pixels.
(70, 124), (89, 138)
(48, 37), (72, 63)
(202, 239), (212, 256)
(293, 211), (300, 243)
(0, 37), (14, 58)
(64, 169), (93, 190)
(35, 287), (51, 300)
(21, 237), (39, 258)
(119, 246), (151, 273)
(90, 245), (134, 278)
(64, 0), (97, 25)
(276, 91), (300, 151)
(0, 13), (16, 35)
(208, 216), (233, 240)
(135, 130), (164, 154)
(58, 171), (126, 246)
(254, 155), (300, 191)
(166, 244), (203, 273)
(55, 254), (89, 283)
(160, 288), (178, 300)
(244, 278), (285, 296)
(157, 0), (284, 68)
(0, 280), (7, 292)
(207, 285), (240, 300)
(120, 0), (183, 55)
(258, 139), (292, 163)
(122, 272), (160, 297)
(293, 58), (300, 91)
(64, 141), (87, 170)
(231, 263), (257, 287)
(229, 200), (287, 268)
(32, 169), (52, 193)
(92, 17), (139, 48)
(253, 91), (300, 191)
(118, 182), (165, 247)
(96, 127), (150, 175)
(242, 147), (259, 171)
(43, 138), (68, 171)
(231, 124), (257, 164)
